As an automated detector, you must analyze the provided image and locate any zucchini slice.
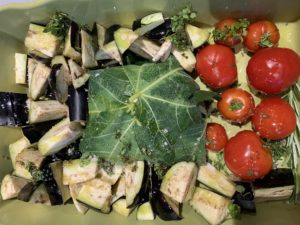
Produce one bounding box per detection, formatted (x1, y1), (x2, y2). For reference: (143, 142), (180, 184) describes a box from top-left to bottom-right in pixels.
(76, 178), (112, 210)
(137, 201), (155, 221)
(197, 163), (236, 198)
(1, 174), (30, 200)
(125, 161), (145, 207)
(28, 100), (68, 124)
(15, 53), (28, 84)
(81, 30), (98, 68)
(114, 28), (139, 54)
(9, 137), (31, 169)
(112, 198), (133, 217)
(190, 187), (230, 225)
(160, 161), (197, 203)
(29, 184), (51, 205)
(29, 62), (51, 100)
(63, 157), (98, 185)
(69, 183), (89, 214)
(24, 24), (61, 58)
(171, 48), (196, 72)
(38, 119), (84, 156)
(185, 24), (210, 49)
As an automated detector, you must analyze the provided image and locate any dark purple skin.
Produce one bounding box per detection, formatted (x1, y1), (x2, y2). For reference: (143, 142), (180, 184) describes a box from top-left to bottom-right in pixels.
(105, 24), (121, 43)
(68, 84), (88, 123)
(233, 182), (256, 213)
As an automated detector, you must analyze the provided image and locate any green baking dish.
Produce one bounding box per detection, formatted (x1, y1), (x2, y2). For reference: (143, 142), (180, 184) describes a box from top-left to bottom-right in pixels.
(0, 0), (300, 224)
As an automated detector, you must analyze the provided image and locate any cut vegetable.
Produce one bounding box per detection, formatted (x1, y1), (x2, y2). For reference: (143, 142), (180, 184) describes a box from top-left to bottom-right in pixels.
(69, 183), (89, 214)
(28, 100), (68, 124)
(125, 161), (145, 207)
(15, 53), (28, 84)
(9, 137), (31, 169)
(112, 198), (133, 216)
(50, 160), (71, 203)
(197, 163), (236, 198)
(135, 15), (165, 36)
(63, 157), (98, 185)
(97, 162), (123, 185)
(51, 55), (72, 85)
(172, 48), (196, 72)
(25, 24), (61, 58)
(68, 85), (88, 123)
(185, 24), (210, 49)
(255, 186), (294, 202)
(72, 73), (90, 89)
(141, 12), (164, 25)
(153, 39), (172, 62)
(38, 119), (84, 156)
(68, 59), (84, 79)
(29, 62), (51, 100)
(81, 30), (98, 68)
(76, 178), (111, 210)
(233, 182), (256, 213)
(27, 58), (38, 85)
(137, 201), (155, 220)
(96, 41), (123, 64)
(190, 187), (230, 225)
(29, 184), (51, 205)
(96, 23), (106, 48)
(160, 162), (197, 203)
(129, 37), (160, 60)
(111, 175), (126, 203)
(1, 175), (30, 200)
(114, 28), (139, 54)
(63, 23), (81, 62)
(17, 182), (37, 202)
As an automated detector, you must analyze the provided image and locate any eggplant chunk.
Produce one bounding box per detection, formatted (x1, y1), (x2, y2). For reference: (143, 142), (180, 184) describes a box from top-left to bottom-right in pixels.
(147, 19), (172, 40)
(129, 37), (160, 60)
(29, 184), (51, 205)
(63, 25), (81, 62)
(63, 157), (98, 185)
(1, 175), (30, 200)
(81, 30), (98, 68)
(29, 62), (51, 100)
(105, 24), (121, 43)
(15, 146), (46, 180)
(137, 201), (155, 221)
(197, 163), (236, 198)
(28, 100), (68, 124)
(68, 59), (84, 79)
(254, 186), (294, 202)
(96, 23), (106, 48)
(27, 58), (38, 85)
(38, 119), (84, 156)
(97, 162), (123, 185)
(24, 24), (62, 58)
(17, 182), (37, 202)
(233, 182), (256, 213)
(185, 24), (210, 49)
(9, 137), (31, 169)
(111, 175), (126, 203)
(15, 53), (28, 84)
(76, 178), (112, 210)
(68, 85), (88, 123)
(50, 160), (71, 203)
(112, 198), (133, 217)
(51, 55), (72, 85)
(152, 39), (172, 62)
(171, 48), (196, 72)
(96, 41), (123, 65)
(48, 65), (69, 104)
(190, 187), (230, 225)
(160, 162), (197, 203)
(69, 183), (89, 214)
(114, 28), (139, 54)
(125, 161), (145, 207)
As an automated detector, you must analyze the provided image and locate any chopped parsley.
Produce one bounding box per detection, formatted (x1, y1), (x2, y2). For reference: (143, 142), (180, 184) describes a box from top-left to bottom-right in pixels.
(44, 11), (71, 38)
(25, 162), (44, 183)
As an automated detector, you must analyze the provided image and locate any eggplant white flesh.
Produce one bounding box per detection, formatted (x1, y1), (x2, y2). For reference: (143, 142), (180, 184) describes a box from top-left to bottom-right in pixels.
(1, 174), (30, 200)
(51, 55), (72, 85)
(68, 59), (85, 79)
(96, 23), (106, 48)
(129, 37), (160, 60)
(63, 157), (98, 185)
(160, 162), (197, 203)
(29, 62), (51, 100)
(111, 175), (126, 203)
(190, 187), (230, 225)
(114, 28), (139, 54)
(72, 73), (90, 89)
(137, 201), (155, 221)
(48, 65), (69, 103)
(152, 39), (172, 62)
(24, 24), (62, 58)
(28, 100), (68, 124)
(27, 58), (38, 85)
(69, 183), (89, 214)
(254, 185), (294, 202)
(50, 160), (71, 203)
(97, 162), (123, 185)
(15, 146), (46, 180)
(76, 178), (112, 210)
(38, 119), (84, 156)
(17, 182), (37, 202)
(63, 25), (81, 62)
(96, 41), (123, 65)
(81, 30), (98, 68)
(9, 137), (31, 169)
(185, 24), (210, 49)
(197, 163), (236, 198)
(171, 48), (196, 72)
(112, 198), (133, 217)
(29, 184), (51, 205)
(135, 13), (165, 36)
(15, 53), (28, 84)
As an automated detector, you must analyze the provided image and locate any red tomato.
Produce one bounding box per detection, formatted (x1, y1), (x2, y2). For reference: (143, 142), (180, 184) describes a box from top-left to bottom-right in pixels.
(224, 130), (273, 181)
(247, 48), (300, 95)
(196, 44), (237, 89)
(252, 97), (296, 140)
(217, 88), (255, 123)
(244, 20), (280, 53)
(213, 19), (244, 47)
(205, 123), (228, 152)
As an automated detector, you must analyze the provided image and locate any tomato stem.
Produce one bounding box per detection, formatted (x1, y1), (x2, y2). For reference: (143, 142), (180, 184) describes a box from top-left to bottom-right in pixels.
(259, 33), (274, 48)
(229, 99), (244, 111)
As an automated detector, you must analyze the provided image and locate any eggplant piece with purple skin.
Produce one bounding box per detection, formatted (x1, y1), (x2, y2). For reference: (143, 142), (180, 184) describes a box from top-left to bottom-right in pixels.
(147, 19), (172, 40)
(17, 182), (38, 202)
(68, 84), (88, 124)
(63, 21), (81, 61)
(105, 24), (121, 43)
(233, 182), (256, 213)
(0, 92), (28, 127)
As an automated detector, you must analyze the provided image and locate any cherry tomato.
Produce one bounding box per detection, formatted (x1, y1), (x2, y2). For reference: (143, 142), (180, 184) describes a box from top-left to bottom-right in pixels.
(247, 47), (300, 95)
(224, 130), (273, 181)
(217, 88), (255, 123)
(205, 123), (228, 152)
(252, 97), (296, 140)
(244, 20), (280, 53)
(213, 19), (242, 47)
(196, 44), (237, 89)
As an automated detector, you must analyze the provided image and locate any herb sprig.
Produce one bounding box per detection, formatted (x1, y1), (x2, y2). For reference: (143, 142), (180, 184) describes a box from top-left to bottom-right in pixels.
(170, 5), (197, 50)
(44, 11), (71, 38)
(25, 162), (44, 184)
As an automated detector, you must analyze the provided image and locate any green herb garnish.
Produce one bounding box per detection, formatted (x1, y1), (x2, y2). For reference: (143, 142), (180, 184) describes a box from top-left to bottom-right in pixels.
(25, 162), (44, 183)
(228, 203), (241, 219)
(44, 11), (71, 38)
(170, 5), (197, 50)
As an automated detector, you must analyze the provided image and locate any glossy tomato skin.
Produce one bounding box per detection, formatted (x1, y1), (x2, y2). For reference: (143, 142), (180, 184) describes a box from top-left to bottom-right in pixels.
(206, 123), (228, 152)
(196, 44), (237, 89)
(247, 48), (300, 95)
(213, 19), (242, 47)
(244, 20), (279, 53)
(252, 97), (296, 140)
(224, 130), (273, 181)
(217, 88), (255, 124)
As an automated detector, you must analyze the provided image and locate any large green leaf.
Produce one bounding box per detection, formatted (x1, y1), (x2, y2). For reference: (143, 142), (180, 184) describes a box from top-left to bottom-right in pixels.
(80, 58), (208, 166)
